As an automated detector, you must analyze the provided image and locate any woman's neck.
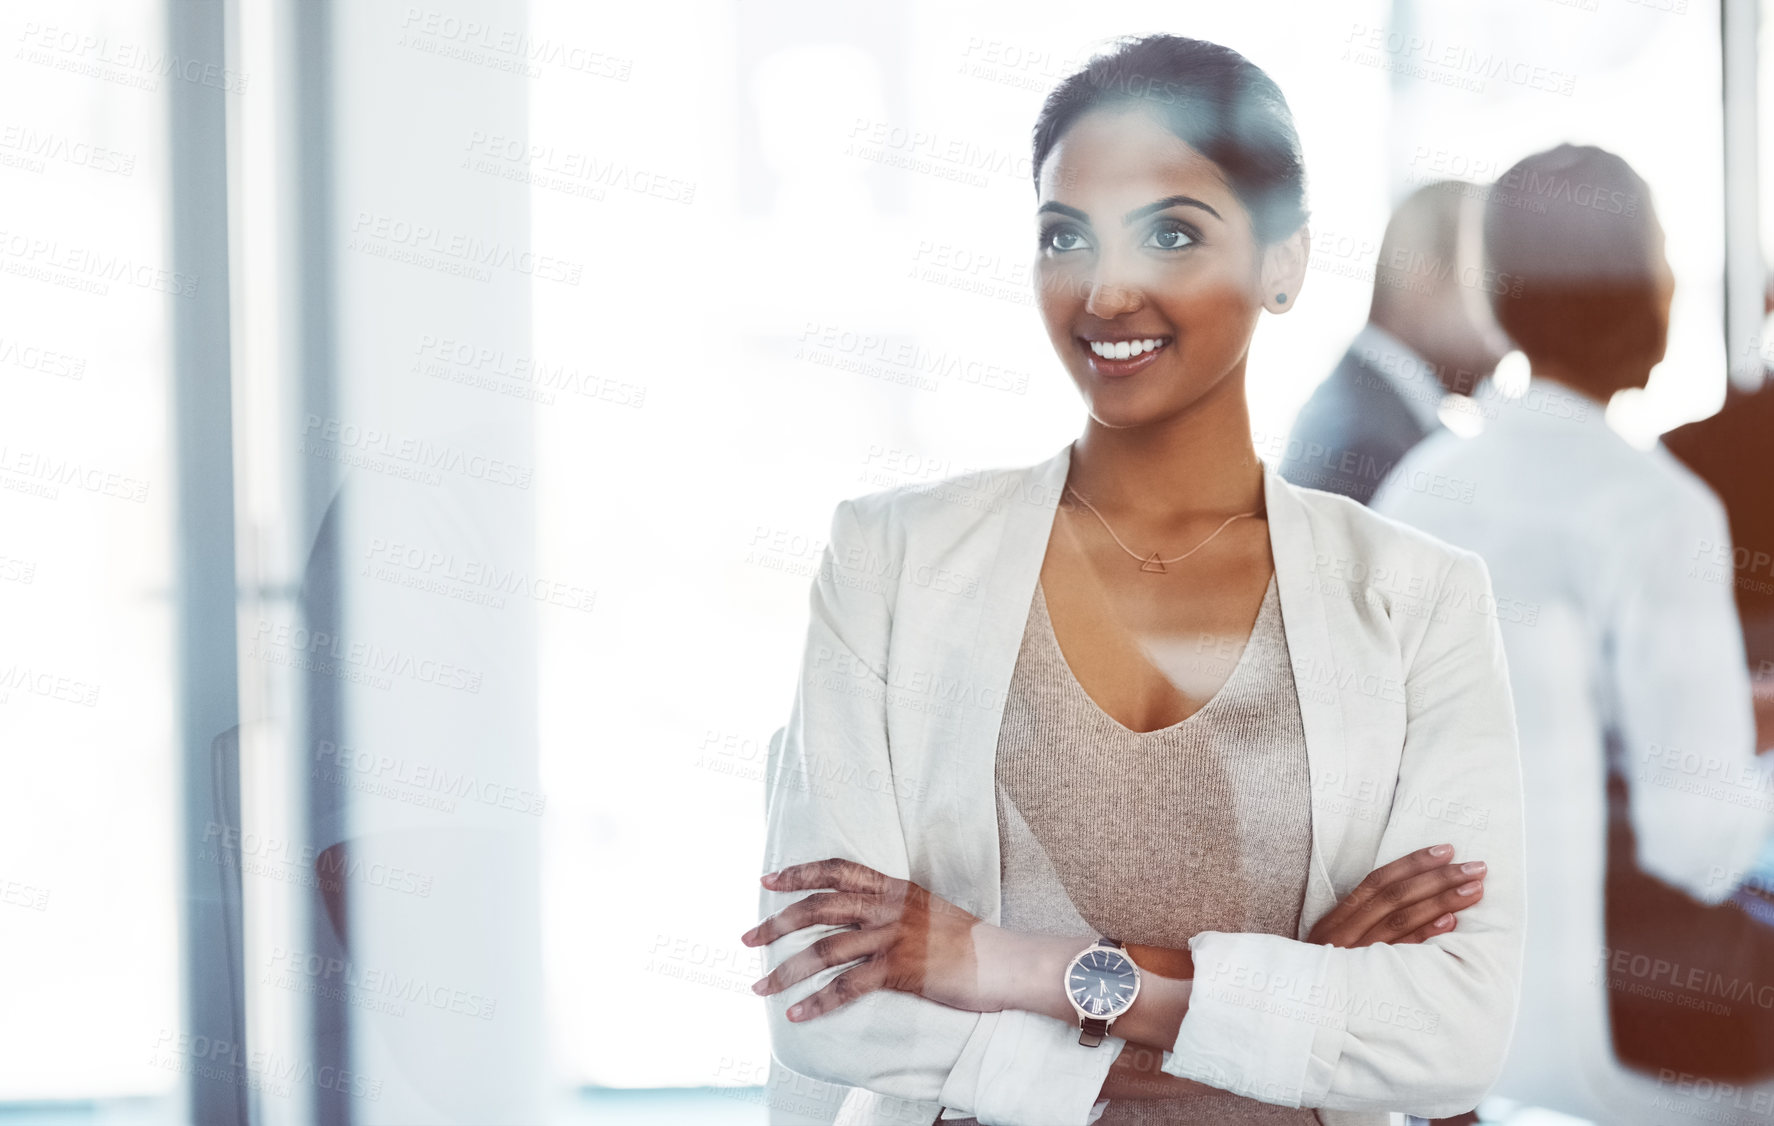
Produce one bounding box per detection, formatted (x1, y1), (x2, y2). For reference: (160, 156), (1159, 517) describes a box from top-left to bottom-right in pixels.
(1066, 371), (1266, 518)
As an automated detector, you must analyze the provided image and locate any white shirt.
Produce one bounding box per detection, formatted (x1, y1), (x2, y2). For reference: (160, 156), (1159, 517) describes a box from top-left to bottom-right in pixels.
(1349, 322), (1446, 433)
(759, 441), (1526, 1126)
(1372, 382), (1774, 1123)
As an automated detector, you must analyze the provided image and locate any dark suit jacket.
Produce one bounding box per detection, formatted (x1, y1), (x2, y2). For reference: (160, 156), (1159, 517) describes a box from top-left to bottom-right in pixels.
(1280, 342), (1438, 506)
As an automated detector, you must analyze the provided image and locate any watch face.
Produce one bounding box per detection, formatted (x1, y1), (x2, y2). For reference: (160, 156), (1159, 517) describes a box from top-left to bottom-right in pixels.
(1067, 946), (1138, 1018)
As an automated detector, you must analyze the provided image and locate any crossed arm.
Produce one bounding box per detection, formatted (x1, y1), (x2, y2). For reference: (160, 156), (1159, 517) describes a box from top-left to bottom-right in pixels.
(742, 845), (1489, 1098)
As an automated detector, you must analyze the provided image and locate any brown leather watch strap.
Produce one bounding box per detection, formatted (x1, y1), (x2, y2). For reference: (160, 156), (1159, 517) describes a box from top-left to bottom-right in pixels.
(1078, 1016), (1112, 1046)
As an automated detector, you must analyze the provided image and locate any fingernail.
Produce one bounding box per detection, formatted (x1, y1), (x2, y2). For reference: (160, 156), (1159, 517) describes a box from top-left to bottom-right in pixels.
(1461, 861), (1486, 875)
(761, 871), (777, 886)
(740, 929), (755, 945)
(787, 1003), (804, 1019)
(751, 979), (767, 994)
(1434, 913), (1454, 927)
(1430, 844), (1453, 858)
(1457, 880), (1482, 895)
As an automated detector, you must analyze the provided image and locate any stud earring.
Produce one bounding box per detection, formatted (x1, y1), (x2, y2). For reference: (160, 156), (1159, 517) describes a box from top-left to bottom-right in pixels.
(1276, 293), (1288, 304)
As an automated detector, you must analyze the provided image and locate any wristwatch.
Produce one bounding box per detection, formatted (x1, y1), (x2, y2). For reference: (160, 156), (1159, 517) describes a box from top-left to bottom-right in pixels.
(1062, 936), (1141, 1046)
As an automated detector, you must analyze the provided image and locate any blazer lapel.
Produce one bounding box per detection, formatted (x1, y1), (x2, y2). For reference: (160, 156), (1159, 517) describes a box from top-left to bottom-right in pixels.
(1265, 470), (1352, 932)
(930, 442), (1071, 924)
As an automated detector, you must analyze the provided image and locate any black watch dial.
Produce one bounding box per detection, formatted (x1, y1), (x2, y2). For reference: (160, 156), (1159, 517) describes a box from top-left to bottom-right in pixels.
(1068, 947), (1137, 1018)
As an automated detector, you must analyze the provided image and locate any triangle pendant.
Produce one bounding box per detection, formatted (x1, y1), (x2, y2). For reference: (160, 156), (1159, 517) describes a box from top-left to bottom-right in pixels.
(1139, 553), (1167, 574)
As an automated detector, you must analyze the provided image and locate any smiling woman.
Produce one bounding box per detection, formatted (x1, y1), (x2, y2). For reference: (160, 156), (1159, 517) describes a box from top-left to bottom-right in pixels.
(746, 33), (1524, 1126)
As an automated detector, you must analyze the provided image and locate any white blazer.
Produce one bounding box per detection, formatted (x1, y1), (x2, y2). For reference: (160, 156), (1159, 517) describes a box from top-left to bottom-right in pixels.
(757, 441), (1526, 1126)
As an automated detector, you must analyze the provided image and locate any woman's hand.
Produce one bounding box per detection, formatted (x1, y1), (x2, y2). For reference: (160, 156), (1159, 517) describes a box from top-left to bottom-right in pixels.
(740, 857), (1012, 1021)
(1307, 842), (1487, 947)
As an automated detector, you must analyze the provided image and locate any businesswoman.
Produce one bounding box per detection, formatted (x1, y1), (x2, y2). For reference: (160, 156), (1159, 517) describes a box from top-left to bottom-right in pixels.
(741, 35), (1524, 1126)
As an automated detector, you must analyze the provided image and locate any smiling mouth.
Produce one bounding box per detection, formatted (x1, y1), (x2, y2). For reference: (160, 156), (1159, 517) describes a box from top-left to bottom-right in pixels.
(1080, 335), (1172, 376)
(1085, 336), (1170, 360)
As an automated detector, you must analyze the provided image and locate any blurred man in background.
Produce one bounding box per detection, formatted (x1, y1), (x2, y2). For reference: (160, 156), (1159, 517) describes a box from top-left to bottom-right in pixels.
(1280, 180), (1508, 503)
(1372, 144), (1774, 1123)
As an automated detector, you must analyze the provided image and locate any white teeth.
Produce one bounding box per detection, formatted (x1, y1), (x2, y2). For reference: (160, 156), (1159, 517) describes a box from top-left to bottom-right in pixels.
(1088, 338), (1165, 360)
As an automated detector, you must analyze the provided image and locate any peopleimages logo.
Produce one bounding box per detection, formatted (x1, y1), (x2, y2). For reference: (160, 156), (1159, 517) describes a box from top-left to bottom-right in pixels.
(411, 333), (647, 408)
(198, 821), (434, 898)
(0, 125), (136, 176)
(15, 23), (250, 93)
(264, 945), (498, 1020)
(249, 618), (485, 695)
(300, 415), (533, 490)
(0, 662), (100, 707)
(0, 335), (85, 380)
(362, 537), (596, 614)
(0, 441), (149, 503)
(148, 1029), (381, 1101)
(313, 739), (547, 816)
(796, 322), (1032, 396)
(1597, 945), (1774, 1012)
(0, 228), (197, 297)
(397, 7), (632, 81)
(348, 211), (583, 285)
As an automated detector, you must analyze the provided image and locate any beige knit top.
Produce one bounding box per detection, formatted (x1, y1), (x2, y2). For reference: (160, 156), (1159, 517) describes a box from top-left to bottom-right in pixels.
(943, 573), (1320, 1126)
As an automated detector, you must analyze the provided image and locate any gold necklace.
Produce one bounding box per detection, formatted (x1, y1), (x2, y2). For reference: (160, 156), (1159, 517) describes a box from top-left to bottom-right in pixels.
(1063, 486), (1260, 574)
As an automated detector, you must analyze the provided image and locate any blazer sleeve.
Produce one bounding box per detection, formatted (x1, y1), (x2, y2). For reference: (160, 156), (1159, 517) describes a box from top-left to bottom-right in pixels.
(758, 497), (1123, 1126)
(1161, 549), (1527, 1119)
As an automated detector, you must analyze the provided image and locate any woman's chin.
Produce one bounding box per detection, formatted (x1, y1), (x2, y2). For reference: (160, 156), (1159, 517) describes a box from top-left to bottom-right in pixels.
(1075, 380), (1176, 427)
(1083, 400), (1166, 430)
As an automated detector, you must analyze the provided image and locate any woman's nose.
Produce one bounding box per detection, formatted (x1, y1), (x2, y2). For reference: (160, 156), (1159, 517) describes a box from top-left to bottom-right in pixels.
(1084, 278), (1143, 318)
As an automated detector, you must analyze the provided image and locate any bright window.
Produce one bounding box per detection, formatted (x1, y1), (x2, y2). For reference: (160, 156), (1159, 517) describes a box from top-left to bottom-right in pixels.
(0, 0), (180, 1101)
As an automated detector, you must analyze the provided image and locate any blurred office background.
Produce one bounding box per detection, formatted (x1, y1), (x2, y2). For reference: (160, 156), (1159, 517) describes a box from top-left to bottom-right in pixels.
(0, 0), (1770, 1123)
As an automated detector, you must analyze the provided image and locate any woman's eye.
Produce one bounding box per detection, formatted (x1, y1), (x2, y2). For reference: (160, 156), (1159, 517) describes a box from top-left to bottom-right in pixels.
(1045, 229), (1087, 253)
(1145, 223), (1197, 251)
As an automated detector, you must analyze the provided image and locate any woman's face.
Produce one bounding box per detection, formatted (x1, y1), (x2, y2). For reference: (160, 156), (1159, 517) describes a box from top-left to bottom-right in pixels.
(1033, 105), (1304, 428)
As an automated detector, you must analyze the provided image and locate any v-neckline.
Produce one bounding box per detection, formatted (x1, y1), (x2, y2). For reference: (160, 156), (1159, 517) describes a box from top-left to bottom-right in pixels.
(1031, 574), (1276, 736)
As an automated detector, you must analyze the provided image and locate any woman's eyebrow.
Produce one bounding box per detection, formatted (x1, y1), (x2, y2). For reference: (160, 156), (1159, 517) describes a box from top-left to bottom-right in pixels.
(1037, 201), (1090, 223)
(1124, 195), (1222, 223)
(1036, 195), (1224, 225)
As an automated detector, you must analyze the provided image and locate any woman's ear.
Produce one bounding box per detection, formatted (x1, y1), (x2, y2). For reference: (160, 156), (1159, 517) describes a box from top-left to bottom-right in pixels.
(1260, 225), (1310, 314)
